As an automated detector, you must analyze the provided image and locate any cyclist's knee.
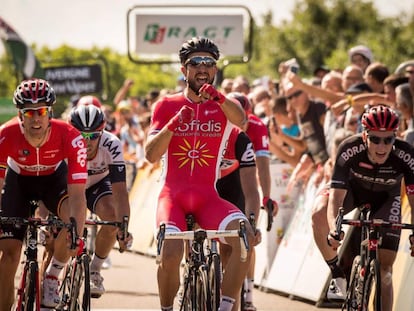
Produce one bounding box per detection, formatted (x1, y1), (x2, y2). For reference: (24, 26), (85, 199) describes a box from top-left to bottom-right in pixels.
(160, 240), (183, 265)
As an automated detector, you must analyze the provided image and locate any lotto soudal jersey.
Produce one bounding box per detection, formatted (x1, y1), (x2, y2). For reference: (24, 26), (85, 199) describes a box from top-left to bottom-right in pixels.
(331, 134), (414, 196)
(0, 117), (87, 184)
(149, 93), (236, 186)
(86, 130), (126, 188)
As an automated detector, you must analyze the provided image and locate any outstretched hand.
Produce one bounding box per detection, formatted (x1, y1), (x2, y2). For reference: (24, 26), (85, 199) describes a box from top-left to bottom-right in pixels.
(198, 84), (226, 104)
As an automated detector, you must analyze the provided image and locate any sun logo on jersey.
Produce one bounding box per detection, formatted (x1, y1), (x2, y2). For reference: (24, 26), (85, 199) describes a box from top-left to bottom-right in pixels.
(172, 138), (215, 170)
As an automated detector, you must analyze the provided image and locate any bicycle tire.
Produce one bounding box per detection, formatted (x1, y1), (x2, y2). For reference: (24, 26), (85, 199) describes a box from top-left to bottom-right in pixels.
(208, 253), (221, 311)
(68, 254), (91, 311)
(362, 259), (381, 311)
(196, 265), (211, 311)
(342, 255), (361, 311)
(19, 261), (38, 311)
(179, 264), (192, 311)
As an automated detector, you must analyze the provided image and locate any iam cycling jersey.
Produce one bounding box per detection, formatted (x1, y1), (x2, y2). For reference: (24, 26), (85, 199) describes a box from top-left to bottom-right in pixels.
(0, 117), (87, 183)
(245, 113), (270, 159)
(86, 130), (126, 189)
(149, 93), (245, 232)
(217, 127), (256, 212)
(331, 134), (414, 250)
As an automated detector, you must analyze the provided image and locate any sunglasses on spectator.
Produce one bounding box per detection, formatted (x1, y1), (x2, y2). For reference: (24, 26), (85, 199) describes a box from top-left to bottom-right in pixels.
(81, 131), (102, 140)
(20, 106), (50, 118)
(367, 135), (395, 145)
(286, 90), (303, 100)
(406, 70), (414, 75)
(185, 56), (217, 68)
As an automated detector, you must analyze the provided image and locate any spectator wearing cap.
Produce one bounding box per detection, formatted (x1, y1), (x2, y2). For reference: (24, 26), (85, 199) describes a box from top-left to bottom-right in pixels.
(348, 44), (373, 73)
(363, 62), (389, 93)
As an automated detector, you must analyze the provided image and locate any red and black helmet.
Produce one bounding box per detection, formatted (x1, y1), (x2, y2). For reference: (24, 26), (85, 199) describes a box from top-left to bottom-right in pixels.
(361, 105), (399, 131)
(13, 79), (56, 108)
(77, 95), (102, 108)
(227, 92), (252, 113)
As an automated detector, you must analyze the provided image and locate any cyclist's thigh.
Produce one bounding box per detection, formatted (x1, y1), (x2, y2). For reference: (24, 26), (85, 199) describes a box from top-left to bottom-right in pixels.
(156, 191), (187, 232)
(87, 177), (113, 218)
(372, 192), (401, 251)
(1, 171), (31, 241)
(40, 162), (69, 216)
(378, 249), (397, 269)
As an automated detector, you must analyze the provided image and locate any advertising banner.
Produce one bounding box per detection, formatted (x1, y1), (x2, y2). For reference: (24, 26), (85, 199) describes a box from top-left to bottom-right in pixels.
(135, 14), (244, 56)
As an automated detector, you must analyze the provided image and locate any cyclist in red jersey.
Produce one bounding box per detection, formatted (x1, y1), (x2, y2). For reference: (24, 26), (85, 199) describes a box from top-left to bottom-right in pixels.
(144, 37), (253, 311)
(0, 79), (87, 310)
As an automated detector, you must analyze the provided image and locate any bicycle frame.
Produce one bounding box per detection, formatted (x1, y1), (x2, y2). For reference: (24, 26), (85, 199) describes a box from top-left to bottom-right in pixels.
(58, 216), (129, 311)
(337, 205), (414, 311)
(156, 216), (249, 311)
(0, 213), (74, 311)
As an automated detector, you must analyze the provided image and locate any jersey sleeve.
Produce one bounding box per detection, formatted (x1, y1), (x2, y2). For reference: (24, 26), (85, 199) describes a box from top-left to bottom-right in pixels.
(236, 132), (256, 169)
(330, 144), (350, 189)
(63, 124), (88, 184)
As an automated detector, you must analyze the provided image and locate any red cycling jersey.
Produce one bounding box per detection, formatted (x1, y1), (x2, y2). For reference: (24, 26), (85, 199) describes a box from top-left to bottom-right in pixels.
(0, 117), (87, 184)
(149, 93), (245, 231)
(245, 113), (270, 158)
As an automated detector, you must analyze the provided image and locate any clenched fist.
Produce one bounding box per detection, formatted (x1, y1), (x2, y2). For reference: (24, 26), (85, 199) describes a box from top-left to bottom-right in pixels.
(167, 105), (194, 132)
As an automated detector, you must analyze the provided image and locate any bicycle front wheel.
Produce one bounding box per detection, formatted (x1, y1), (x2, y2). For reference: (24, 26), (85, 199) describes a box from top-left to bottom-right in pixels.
(208, 254), (221, 311)
(196, 265), (211, 311)
(68, 255), (91, 311)
(17, 261), (38, 311)
(362, 259), (381, 311)
(342, 255), (361, 311)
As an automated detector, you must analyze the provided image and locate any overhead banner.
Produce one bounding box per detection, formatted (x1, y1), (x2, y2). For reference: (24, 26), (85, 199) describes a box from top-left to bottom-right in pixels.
(135, 14), (244, 56)
(44, 64), (103, 96)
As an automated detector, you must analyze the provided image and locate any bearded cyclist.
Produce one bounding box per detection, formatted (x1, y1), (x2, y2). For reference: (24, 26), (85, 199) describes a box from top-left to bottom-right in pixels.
(145, 36), (253, 311)
(0, 79), (87, 310)
(326, 105), (414, 311)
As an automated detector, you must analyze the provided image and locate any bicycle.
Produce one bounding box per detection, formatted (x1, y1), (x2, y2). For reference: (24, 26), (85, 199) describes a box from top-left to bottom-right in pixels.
(335, 204), (414, 311)
(57, 215), (129, 311)
(156, 215), (250, 311)
(0, 207), (76, 311)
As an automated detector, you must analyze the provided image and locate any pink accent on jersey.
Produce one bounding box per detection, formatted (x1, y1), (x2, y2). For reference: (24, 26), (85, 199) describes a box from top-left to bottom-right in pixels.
(0, 118), (87, 184)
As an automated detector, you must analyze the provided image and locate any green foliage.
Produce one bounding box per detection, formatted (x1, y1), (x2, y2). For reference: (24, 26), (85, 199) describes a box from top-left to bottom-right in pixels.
(1, 0), (414, 98)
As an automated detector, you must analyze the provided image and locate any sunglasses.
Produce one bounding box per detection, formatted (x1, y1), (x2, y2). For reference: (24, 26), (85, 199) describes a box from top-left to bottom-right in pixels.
(20, 106), (50, 118)
(185, 56), (217, 68)
(81, 131), (102, 140)
(367, 135), (395, 145)
(286, 90), (303, 100)
(406, 70), (414, 75)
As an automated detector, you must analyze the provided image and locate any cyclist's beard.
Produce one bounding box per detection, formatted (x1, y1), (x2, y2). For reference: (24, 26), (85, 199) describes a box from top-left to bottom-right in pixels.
(188, 77), (214, 95)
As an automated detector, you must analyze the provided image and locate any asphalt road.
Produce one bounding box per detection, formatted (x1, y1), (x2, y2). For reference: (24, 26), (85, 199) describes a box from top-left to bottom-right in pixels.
(90, 249), (341, 311)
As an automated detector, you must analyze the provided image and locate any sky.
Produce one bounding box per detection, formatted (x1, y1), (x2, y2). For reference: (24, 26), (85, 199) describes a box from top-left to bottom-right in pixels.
(1, 0), (414, 55)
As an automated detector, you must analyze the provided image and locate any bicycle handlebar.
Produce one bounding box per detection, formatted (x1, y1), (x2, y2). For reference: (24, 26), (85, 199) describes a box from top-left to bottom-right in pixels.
(0, 216), (78, 250)
(156, 220), (250, 263)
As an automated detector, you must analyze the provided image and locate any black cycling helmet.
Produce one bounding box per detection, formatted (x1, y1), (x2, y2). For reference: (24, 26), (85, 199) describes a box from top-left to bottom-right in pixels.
(13, 78), (56, 109)
(179, 37), (220, 64)
(361, 105), (399, 131)
(70, 104), (105, 132)
(227, 92), (251, 113)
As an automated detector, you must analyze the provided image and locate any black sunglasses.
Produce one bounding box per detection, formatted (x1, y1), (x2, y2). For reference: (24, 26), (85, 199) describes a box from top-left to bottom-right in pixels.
(286, 90), (303, 100)
(367, 135), (395, 145)
(185, 56), (217, 68)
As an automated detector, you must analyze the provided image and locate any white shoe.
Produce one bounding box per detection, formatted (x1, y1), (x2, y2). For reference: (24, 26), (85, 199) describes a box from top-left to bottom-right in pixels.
(42, 275), (60, 307)
(327, 277), (347, 301)
(102, 256), (112, 269)
(90, 271), (105, 298)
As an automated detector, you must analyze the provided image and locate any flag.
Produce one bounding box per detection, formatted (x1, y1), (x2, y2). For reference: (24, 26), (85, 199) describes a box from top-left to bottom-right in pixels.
(0, 16), (44, 79)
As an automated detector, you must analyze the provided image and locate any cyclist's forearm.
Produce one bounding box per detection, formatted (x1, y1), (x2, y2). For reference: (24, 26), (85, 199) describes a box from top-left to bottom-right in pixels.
(144, 130), (173, 163)
(111, 181), (130, 221)
(67, 183), (87, 236)
(327, 188), (347, 232)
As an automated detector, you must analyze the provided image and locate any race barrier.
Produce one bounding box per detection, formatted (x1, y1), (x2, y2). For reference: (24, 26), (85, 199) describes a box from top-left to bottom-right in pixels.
(128, 160), (414, 309)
